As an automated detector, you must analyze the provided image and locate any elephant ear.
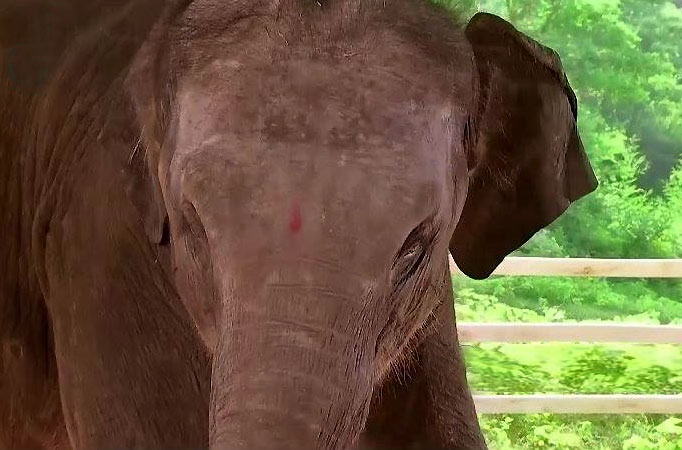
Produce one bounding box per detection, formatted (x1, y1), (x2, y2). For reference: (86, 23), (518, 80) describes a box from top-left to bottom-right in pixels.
(450, 13), (598, 279)
(122, 4), (183, 246)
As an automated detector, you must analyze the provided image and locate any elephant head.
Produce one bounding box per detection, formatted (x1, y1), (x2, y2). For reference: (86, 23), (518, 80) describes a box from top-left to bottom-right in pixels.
(123, 3), (596, 448)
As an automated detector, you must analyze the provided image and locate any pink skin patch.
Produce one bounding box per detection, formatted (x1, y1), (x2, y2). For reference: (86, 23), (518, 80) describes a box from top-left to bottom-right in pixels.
(289, 202), (302, 234)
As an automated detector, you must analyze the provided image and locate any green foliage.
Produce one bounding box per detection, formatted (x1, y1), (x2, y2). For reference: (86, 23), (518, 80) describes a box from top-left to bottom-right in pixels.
(456, 290), (682, 449)
(455, 275), (682, 323)
(479, 415), (682, 449)
(661, 162), (682, 255)
(468, 338), (682, 448)
(457, 288), (682, 392)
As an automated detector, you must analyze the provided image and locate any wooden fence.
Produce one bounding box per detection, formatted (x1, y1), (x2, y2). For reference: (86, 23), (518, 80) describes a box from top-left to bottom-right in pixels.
(449, 255), (682, 415)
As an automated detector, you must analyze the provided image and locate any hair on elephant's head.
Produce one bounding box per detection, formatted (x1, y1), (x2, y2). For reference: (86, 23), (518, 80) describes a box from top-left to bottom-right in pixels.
(123, 3), (596, 448)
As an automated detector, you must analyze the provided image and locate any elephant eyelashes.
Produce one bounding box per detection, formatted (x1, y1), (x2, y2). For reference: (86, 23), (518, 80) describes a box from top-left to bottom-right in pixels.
(462, 115), (477, 158)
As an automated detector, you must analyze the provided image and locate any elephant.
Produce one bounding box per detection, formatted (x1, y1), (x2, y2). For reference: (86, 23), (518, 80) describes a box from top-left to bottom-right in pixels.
(0, 0), (597, 449)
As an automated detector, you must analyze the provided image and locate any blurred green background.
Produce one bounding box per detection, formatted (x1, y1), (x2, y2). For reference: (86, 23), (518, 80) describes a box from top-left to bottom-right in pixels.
(432, 1), (682, 448)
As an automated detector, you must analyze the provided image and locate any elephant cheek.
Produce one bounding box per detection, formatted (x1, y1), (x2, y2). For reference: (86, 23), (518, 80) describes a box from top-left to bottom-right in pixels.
(172, 215), (220, 350)
(174, 264), (219, 350)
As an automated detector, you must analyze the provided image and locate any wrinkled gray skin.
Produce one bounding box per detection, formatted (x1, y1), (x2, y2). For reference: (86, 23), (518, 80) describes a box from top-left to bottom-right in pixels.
(0, 0), (597, 449)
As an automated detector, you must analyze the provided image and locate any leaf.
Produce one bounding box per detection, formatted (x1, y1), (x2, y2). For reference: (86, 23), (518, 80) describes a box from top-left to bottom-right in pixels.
(655, 418), (682, 435)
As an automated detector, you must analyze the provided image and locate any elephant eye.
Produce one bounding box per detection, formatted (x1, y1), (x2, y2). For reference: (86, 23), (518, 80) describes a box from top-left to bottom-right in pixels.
(391, 221), (434, 287)
(160, 216), (171, 246)
(391, 213), (440, 289)
(392, 243), (426, 290)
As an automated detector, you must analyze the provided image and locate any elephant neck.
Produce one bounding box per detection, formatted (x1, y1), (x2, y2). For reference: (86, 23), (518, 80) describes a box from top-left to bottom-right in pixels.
(0, 73), (44, 340)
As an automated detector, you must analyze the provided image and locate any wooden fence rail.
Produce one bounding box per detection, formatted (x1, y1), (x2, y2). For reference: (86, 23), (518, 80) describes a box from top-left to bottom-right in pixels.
(450, 256), (682, 415)
(449, 255), (682, 278)
(458, 323), (682, 344)
(473, 394), (682, 414)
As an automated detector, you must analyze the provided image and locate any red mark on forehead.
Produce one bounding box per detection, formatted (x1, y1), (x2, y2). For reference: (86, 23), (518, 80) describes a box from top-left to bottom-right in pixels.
(289, 202), (302, 234)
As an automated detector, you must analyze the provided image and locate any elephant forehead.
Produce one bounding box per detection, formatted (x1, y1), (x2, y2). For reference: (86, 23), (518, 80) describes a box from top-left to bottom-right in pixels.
(173, 62), (454, 232)
(175, 51), (457, 182)
(166, 10), (474, 201)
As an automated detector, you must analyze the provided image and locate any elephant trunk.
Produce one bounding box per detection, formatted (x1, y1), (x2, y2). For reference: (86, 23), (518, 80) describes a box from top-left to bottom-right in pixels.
(208, 265), (377, 450)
